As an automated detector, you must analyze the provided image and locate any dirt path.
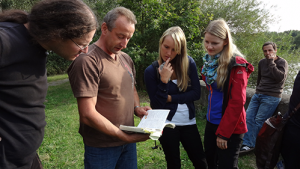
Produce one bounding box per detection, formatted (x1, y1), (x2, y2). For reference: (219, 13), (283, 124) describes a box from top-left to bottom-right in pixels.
(48, 79), (69, 86)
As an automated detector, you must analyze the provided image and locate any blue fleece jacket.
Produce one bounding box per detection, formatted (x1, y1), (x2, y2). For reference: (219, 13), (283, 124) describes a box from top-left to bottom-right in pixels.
(205, 80), (223, 124)
(144, 56), (201, 121)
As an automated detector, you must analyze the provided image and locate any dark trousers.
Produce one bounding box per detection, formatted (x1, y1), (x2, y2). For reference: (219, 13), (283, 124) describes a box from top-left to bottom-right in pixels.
(281, 121), (300, 169)
(159, 124), (207, 169)
(204, 121), (243, 169)
(31, 153), (43, 169)
(0, 152), (43, 169)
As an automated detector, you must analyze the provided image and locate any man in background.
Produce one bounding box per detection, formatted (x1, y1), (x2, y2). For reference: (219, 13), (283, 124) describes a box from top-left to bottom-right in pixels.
(240, 41), (288, 154)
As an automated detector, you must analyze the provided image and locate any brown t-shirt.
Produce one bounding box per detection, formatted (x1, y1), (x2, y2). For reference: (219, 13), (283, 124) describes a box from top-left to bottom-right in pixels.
(67, 44), (136, 147)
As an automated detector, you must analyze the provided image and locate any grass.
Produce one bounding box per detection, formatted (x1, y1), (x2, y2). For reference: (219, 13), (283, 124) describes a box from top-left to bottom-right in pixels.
(39, 76), (257, 168)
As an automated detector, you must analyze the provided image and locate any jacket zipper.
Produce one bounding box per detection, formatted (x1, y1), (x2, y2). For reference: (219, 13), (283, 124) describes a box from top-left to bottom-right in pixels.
(208, 85), (213, 121)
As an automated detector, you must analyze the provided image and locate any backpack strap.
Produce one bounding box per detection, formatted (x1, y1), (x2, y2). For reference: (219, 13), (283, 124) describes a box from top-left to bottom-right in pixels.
(285, 102), (300, 119)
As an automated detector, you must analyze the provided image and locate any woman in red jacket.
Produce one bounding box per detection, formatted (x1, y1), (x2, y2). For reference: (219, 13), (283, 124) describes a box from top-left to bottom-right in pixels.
(201, 19), (254, 169)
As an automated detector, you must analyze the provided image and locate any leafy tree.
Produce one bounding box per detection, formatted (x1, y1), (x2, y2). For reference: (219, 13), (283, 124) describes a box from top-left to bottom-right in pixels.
(199, 0), (300, 91)
(199, 0), (278, 66)
(199, 0), (276, 33)
(3, 0), (298, 91)
(119, 0), (212, 88)
(294, 34), (300, 49)
(94, 0), (212, 88)
(0, 0), (38, 11)
(283, 30), (300, 50)
(92, 0), (120, 20)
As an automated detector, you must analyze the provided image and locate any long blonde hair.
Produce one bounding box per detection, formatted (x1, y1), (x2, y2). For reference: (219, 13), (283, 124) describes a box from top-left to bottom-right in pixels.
(158, 26), (189, 92)
(204, 18), (244, 90)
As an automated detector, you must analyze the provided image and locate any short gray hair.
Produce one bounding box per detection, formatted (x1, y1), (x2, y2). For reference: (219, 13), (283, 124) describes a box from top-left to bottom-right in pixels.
(103, 7), (137, 31)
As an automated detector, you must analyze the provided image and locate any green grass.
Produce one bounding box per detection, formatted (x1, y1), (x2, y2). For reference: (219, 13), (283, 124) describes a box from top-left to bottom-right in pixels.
(40, 77), (257, 168)
(47, 74), (69, 83)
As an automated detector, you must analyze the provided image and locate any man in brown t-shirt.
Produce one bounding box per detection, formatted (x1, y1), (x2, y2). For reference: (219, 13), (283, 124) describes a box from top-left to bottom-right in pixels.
(67, 7), (150, 169)
(240, 41), (288, 155)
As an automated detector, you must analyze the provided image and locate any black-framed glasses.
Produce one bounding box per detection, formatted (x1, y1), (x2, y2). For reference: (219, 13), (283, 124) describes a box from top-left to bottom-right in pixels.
(70, 39), (89, 50)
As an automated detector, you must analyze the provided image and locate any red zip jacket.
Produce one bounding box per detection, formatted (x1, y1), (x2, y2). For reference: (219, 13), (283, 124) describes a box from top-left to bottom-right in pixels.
(202, 56), (254, 140)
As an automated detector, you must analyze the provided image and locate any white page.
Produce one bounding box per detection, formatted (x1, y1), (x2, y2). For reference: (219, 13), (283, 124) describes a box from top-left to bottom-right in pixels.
(137, 109), (170, 130)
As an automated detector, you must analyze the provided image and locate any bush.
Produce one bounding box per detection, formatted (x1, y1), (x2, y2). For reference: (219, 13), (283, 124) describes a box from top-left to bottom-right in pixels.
(118, 0), (212, 89)
(46, 52), (72, 76)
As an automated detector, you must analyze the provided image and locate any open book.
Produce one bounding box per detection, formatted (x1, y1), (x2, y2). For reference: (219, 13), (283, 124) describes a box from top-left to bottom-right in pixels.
(120, 109), (175, 140)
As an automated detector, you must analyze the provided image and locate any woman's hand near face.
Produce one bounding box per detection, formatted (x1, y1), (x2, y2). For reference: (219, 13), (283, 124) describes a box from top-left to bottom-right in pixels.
(158, 58), (173, 84)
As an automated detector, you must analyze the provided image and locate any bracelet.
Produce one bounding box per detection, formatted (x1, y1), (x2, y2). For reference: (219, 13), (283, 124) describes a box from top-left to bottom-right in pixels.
(134, 106), (140, 109)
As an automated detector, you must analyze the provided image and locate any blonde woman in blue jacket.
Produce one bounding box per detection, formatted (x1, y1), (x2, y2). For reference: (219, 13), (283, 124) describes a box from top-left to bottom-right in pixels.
(144, 26), (207, 169)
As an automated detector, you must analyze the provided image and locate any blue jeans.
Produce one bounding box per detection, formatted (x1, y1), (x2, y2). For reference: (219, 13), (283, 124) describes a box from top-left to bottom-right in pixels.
(84, 143), (137, 169)
(243, 93), (281, 147)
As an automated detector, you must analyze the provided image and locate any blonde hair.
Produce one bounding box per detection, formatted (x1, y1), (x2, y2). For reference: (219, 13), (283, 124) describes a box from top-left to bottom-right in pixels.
(203, 18), (244, 90)
(158, 26), (189, 92)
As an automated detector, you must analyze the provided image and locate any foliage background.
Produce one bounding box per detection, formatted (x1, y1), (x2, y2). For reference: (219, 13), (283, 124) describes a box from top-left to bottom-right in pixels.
(1, 0), (300, 91)
(89, 0), (300, 91)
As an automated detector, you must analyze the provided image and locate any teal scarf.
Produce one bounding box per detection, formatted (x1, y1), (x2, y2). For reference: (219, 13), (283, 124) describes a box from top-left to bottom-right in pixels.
(201, 53), (220, 85)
